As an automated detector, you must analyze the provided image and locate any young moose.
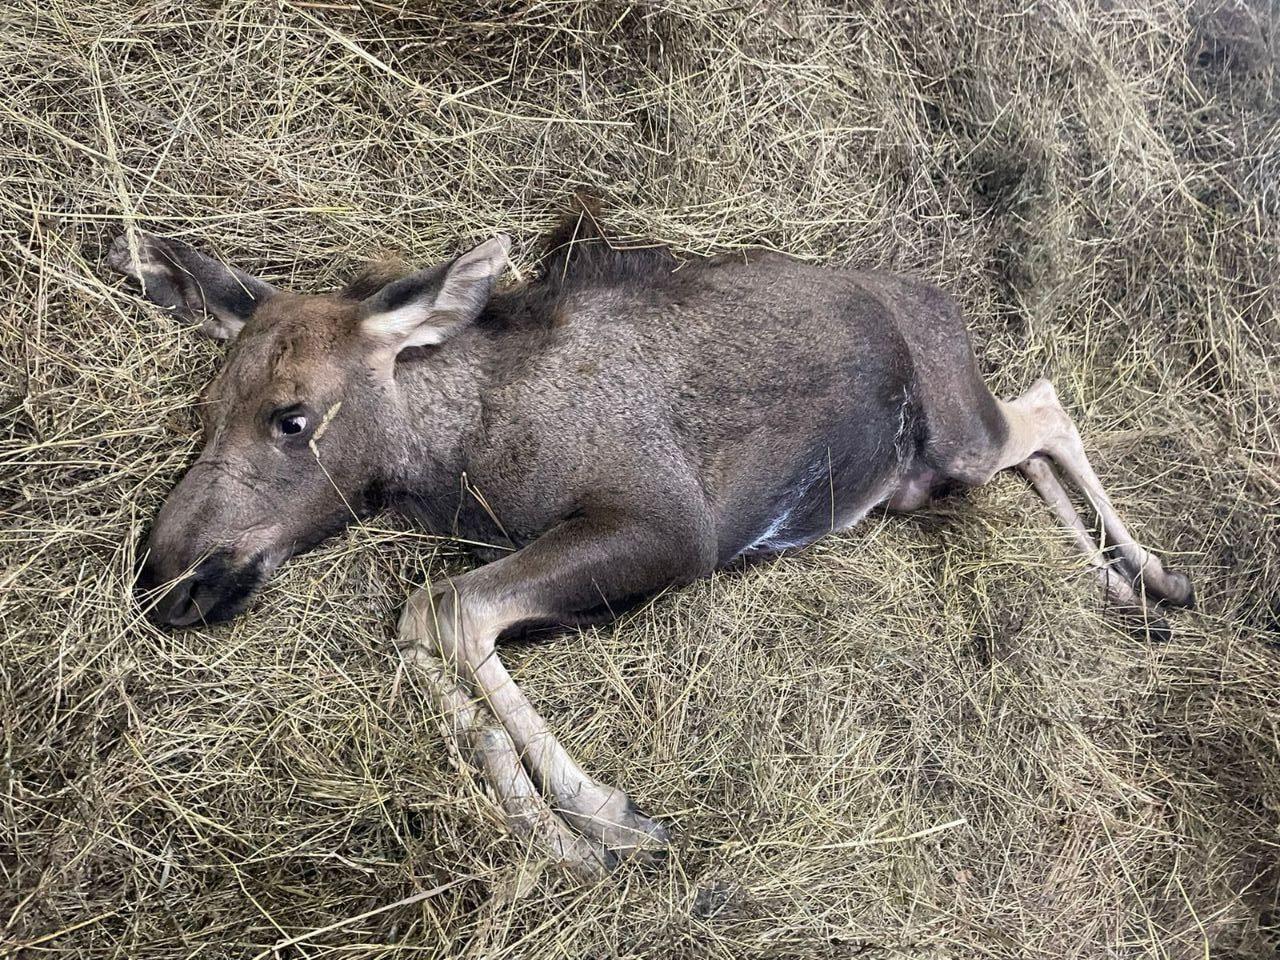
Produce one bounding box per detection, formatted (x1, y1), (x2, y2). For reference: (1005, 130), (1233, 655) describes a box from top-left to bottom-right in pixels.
(110, 213), (1194, 877)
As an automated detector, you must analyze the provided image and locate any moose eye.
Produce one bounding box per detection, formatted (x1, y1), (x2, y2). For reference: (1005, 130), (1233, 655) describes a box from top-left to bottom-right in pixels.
(278, 412), (308, 436)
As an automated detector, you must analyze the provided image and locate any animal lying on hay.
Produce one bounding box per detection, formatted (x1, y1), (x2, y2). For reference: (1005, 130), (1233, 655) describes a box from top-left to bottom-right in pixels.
(109, 210), (1194, 878)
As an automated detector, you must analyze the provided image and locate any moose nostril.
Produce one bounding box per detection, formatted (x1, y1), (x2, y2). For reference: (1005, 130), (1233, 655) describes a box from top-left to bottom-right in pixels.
(138, 549), (255, 628)
(161, 577), (202, 627)
(138, 572), (201, 628)
(135, 554), (159, 593)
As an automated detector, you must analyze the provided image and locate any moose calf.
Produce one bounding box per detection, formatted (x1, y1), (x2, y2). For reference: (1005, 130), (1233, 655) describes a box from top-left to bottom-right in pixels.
(110, 212), (1193, 877)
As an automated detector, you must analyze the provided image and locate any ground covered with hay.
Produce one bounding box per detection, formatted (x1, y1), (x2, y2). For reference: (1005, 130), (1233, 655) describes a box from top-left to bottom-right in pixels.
(2, 1), (1278, 956)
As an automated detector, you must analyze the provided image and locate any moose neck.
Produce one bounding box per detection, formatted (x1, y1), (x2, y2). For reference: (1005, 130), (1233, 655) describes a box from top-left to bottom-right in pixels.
(374, 320), (500, 531)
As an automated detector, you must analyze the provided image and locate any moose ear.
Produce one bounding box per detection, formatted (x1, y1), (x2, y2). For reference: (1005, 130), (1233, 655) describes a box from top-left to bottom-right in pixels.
(358, 235), (511, 352)
(106, 232), (278, 339)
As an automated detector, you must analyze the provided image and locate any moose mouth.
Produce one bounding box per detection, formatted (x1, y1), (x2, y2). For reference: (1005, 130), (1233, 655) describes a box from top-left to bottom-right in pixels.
(137, 548), (271, 628)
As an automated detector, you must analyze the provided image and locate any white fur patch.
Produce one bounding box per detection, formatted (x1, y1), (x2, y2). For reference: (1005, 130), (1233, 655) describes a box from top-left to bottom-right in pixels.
(740, 457), (831, 555)
(361, 304), (447, 347)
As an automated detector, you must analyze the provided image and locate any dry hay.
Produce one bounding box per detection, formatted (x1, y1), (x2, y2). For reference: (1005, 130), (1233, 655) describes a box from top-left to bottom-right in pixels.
(1, 1), (1278, 957)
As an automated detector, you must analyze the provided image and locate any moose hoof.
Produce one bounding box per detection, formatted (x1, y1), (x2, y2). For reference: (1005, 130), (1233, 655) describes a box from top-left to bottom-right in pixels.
(558, 784), (671, 865)
(603, 800), (671, 865)
(1094, 566), (1171, 642)
(1154, 570), (1195, 610)
(1132, 613), (1172, 644)
(1123, 559), (1195, 611)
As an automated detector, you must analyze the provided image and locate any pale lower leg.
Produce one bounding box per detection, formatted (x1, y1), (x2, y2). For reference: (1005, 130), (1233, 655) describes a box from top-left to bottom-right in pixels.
(399, 643), (612, 878)
(1017, 455), (1152, 615)
(465, 648), (669, 856)
(407, 587), (667, 858)
(1042, 427), (1194, 607)
(996, 380), (1193, 609)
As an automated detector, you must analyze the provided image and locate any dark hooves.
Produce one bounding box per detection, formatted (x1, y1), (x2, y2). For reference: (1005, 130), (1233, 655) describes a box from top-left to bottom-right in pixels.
(610, 802), (673, 872)
(1123, 565), (1195, 611)
(1155, 571), (1196, 611)
(1133, 615), (1172, 645)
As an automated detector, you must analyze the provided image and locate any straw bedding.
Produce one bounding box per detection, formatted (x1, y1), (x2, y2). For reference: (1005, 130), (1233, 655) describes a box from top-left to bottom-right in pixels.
(2, 1), (1277, 956)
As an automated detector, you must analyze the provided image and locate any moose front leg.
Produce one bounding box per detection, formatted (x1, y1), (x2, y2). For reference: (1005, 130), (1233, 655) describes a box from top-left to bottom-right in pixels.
(399, 643), (614, 878)
(400, 510), (715, 864)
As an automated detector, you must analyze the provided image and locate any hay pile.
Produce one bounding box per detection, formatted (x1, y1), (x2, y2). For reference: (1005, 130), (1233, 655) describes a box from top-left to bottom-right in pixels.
(2, 1), (1277, 955)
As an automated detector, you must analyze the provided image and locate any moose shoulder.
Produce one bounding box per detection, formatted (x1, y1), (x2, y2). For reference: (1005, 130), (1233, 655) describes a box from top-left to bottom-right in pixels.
(108, 214), (1193, 877)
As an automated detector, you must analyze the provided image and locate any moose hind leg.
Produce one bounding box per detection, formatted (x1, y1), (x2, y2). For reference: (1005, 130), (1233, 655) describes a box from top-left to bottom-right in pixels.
(992, 380), (1194, 608)
(1045, 425), (1193, 608)
(1017, 455), (1172, 637)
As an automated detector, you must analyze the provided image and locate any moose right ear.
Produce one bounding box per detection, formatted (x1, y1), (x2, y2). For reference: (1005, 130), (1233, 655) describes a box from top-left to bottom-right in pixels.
(358, 235), (511, 354)
(106, 233), (278, 339)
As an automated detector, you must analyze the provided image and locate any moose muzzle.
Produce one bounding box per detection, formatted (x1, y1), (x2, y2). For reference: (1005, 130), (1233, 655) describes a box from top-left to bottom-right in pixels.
(135, 543), (268, 627)
(134, 459), (284, 627)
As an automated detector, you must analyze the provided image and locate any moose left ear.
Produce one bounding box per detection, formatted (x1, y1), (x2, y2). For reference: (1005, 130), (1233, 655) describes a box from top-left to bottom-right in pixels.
(359, 235), (511, 352)
(106, 232), (278, 339)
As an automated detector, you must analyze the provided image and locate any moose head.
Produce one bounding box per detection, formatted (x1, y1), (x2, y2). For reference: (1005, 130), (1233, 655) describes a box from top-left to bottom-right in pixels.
(110, 232), (510, 626)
